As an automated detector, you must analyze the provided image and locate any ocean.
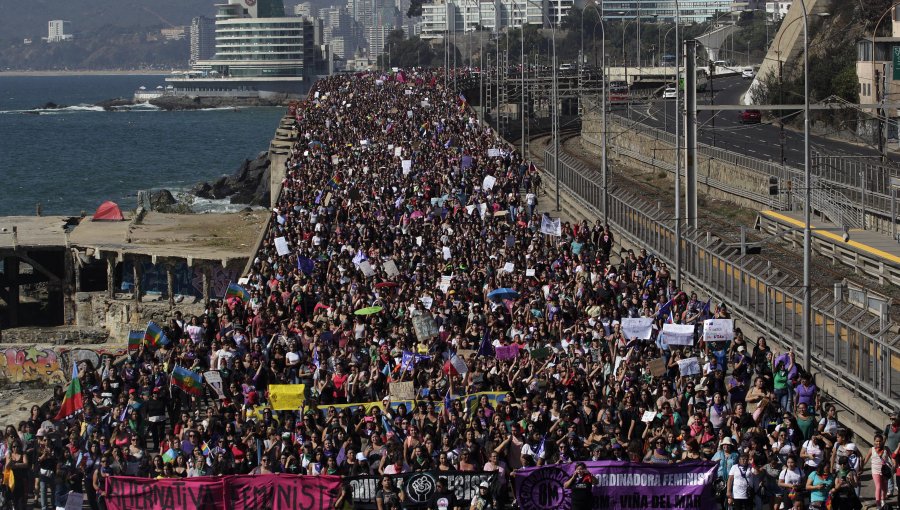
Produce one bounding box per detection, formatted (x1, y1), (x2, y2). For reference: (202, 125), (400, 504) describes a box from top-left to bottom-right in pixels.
(0, 74), (286, 216)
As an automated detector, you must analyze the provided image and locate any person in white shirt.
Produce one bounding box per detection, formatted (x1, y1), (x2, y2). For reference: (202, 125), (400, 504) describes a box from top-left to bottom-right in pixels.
(727, 452), (759, 510)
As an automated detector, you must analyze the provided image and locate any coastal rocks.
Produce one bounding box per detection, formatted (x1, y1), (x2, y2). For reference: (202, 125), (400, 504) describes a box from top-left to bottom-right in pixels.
(191, 152), (270, 206)
(149, 189), (176, 209)
(147, 96), (287, 111)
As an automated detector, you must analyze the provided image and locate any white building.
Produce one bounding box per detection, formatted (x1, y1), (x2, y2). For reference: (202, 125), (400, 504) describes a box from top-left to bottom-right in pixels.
(421, 0), (543, 39)
(47, 20), (73, 43)
(765, 1), (791, 20)
(598, 1), (737, 23)
(294, 2), (313, 17)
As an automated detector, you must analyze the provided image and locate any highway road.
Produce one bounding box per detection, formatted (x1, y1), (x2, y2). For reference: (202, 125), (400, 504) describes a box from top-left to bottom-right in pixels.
(621, 75), (889, 168)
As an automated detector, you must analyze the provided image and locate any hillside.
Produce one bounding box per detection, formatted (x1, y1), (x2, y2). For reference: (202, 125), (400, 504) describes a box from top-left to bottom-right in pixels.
(0, 0), (215, 42)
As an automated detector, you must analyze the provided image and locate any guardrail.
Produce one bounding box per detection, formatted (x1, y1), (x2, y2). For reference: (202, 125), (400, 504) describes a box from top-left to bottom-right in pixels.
(602, 110), (900, 232)
(545, 146), (900, 416)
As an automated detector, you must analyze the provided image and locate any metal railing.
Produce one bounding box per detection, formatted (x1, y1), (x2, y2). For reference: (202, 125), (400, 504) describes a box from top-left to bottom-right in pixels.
(600, 110), (900, 231)
(545, 146), (900, 414)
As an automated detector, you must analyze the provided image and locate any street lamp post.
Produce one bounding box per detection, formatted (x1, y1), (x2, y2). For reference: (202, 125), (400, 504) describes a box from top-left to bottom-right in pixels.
(674, 0), (682, 288)
(800, 0), (811, 370)
(871, 3), (900, 163)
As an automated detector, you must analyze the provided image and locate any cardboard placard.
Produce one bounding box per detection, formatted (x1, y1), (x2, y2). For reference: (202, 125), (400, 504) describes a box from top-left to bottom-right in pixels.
(390, 381), (416, 400)
(662, 324), (695, 346)
(641, 410), (658, 423)
(647, 358), (667, 377)
(203, 371), (225, 400)
(411, 312), (439, 342)
(383, 259), (399, 278)
(703, 319), (734, 342)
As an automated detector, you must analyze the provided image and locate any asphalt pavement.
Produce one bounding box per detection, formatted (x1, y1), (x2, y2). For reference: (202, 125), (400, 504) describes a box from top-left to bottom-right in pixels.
(623, 76), (887, 168)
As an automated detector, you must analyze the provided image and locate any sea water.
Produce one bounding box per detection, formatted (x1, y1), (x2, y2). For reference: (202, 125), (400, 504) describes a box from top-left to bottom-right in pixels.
(0, 74), (285, 216)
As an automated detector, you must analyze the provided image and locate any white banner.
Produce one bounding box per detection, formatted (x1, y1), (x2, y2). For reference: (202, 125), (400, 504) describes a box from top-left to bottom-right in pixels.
(540, 215), (562, 236)
(621, 318), (654, 340)
(482, 175), (496, 191)
(662, 323), (695, 346)
(703, 319), (734, 342)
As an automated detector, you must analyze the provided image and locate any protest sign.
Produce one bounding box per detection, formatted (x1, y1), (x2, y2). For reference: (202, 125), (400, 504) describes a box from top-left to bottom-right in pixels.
(540, 215), (561, 236)
(383, 259), (399, 278)
(106, 474), (341, 510)
(487, 148), (501, 157)
(662, 324), (695, 346)
(268, 384), (306, 410)
(401, 160), (412, 175)
(411, 312), (439, 342)
(357, 260), (375, 277)
(482, 175), (496, 190)
(514, 461), (717, 510)
(274, 237), (290, 256)
(677, 357), (701, 376)
(703, 319), (734, 342)
(449, 355), (468, 374)
(647, 358), (667, 377)
(390, 381), (415, 400)
(495, 344), (520, 361)
(203, 371), (225, 400)
(348, 471), (495, 510)
(621, 318), (654, 340)
(641, 410), (658, 422)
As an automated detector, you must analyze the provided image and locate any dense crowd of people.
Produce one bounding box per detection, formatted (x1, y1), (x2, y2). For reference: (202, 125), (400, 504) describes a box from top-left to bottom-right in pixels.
(5, 68), (892, 510)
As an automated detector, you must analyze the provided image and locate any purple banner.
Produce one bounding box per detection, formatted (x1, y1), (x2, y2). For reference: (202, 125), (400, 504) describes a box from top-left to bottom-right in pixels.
(496, 344), (519, 360)
(513, 461), (716, 510)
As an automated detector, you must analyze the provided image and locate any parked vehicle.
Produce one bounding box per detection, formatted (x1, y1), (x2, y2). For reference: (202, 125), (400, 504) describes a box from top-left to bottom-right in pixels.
(742, 67), (755, 79)
(662, 87), (678, 99)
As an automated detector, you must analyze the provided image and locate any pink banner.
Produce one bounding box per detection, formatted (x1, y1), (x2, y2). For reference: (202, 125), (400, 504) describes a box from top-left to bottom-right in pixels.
(496, 344), (519, 360)
(105, 474), (341, 510)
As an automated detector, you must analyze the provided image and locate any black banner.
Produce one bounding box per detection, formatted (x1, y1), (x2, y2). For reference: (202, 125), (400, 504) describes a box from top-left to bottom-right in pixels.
(347, 471), (497, 509)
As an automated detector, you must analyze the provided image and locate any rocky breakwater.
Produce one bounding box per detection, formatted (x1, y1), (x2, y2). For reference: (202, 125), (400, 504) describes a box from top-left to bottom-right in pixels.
(189, 151), (271, 206)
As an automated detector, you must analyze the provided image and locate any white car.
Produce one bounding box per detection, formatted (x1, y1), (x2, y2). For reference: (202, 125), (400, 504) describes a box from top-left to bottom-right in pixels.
(742, 67), (755, 79)
(662, 87), (678, 99)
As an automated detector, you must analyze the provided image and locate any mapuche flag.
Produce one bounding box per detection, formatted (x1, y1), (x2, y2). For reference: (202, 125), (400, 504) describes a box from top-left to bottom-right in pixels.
(53, 364), (84, 421)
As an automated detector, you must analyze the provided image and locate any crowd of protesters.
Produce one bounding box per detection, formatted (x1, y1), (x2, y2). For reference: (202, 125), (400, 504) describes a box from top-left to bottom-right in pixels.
(4, 68), (893, 510)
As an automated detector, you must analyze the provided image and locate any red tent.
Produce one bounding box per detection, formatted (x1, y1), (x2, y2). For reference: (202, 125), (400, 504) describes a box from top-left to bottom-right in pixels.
(92, 201), (125, 221)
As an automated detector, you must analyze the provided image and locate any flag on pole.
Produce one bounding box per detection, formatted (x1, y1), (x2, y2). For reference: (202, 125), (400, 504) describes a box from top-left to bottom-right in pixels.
(53, 363), (84, 421)
(171, 366), (203, 396)
(297, 256), (316, 275)
(162, 448), (178, 464)
(128, 330), (144, 351)
(144, 321), (169, 348)
(225, 283), (250, 303)
(200, 442), (211, 456)
(656, 297), (674, 319)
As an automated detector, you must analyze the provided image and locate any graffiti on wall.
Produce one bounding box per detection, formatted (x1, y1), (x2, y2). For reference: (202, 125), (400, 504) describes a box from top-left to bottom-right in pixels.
(0, 347), (127, 385)
(121, 261), (239, 298)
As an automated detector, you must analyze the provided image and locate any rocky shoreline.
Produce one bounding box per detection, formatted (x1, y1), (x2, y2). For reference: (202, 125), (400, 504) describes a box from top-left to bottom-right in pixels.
(147, 151), (272, 213)
(33, 96), (288, 112)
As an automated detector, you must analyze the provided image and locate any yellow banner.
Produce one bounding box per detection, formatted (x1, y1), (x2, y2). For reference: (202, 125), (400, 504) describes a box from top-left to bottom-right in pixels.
(268, 384), (306, 410)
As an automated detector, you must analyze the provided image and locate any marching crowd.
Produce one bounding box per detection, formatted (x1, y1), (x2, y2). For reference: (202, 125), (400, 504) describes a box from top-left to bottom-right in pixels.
(5, 68), (893, 510)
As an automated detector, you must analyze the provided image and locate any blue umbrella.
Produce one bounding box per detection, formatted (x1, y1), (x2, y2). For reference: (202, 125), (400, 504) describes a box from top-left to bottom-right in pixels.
(488, 288), (520, 301)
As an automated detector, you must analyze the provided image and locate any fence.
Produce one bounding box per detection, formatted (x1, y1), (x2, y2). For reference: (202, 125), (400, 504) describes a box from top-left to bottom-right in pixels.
(545, 146), (900, 415)
(598, 109), (900, 234)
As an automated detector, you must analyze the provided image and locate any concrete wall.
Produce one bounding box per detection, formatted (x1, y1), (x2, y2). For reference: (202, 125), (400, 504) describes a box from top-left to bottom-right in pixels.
(581, 105), (772, 210)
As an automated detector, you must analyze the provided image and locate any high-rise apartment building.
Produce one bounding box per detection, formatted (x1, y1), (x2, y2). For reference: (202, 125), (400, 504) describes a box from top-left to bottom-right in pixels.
(47, 20), (73, 43)
(190, 16), (216, 65)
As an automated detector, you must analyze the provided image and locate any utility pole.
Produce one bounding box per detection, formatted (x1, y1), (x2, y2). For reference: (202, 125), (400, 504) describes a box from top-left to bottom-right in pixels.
(709, 61), (715, 147)
(674, 2), (682, 287)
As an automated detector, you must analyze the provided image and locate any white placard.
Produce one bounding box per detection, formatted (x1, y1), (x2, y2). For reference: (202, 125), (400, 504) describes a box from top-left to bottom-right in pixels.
(405, 89), (413, 95)
(641, 410), (657, 423)
(482, 175), (496, 191)
(383, 259), (399, 278)
(703, 319), (734, 342)
(420, 296), (434, 310)
(395, 147), (403, 157)
(358, 260), (375, 277)
(203, 371), (225, 400)
(678, 357), (701, 376)
(274, 236), (290, 256)
(465, 204), (475, 215)
(526, 268), (536, 277)
(487, 148), (501, 157)
(621, 318), (654, 340)
(502, 262), (515, 273)
(540, 215), (562, 236)
(449, 355), (469, 374)
(442, 246), (452, 260)
(402, 160), (412, 175)
(662, 323), (695, 346)
(478, 203), (487, 219)
(438, 275), (452, 294)
(416, 236), (423, 246)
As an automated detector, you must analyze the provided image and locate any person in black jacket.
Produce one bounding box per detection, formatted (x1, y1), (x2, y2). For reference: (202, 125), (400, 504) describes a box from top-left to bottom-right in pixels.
(564, 462), (597, 510)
